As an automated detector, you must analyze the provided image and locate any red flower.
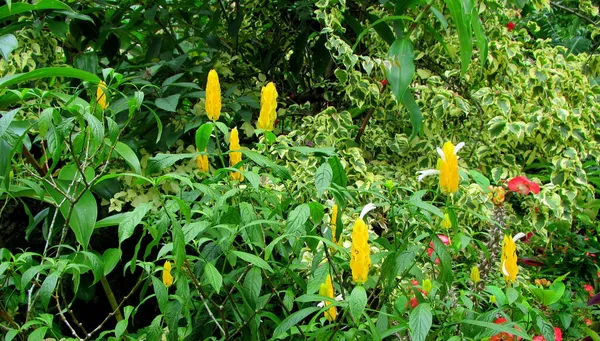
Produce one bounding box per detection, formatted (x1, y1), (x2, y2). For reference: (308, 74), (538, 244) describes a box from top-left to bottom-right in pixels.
(507, 22), (516, 31)
(585, 318), (592, 326)
(532, 337), (544, 341)
(490, 333), (514, 341)
(507, 176), (540, 195)
(427, 235), (450, 264)
(494, 317), (508, 324)
(406, 296), (418, 308)
(597, 271), (600, 278)
(584, 284), (594, 297)
(381, 79), (389, 87)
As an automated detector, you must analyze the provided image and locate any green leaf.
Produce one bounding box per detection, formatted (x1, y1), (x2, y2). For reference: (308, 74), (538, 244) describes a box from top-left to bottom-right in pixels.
(460, 320), (530, 340)
(485, 285), (507, 306)
(40, 272), (59, 310)
(118, 202), (152, 244)
(155, 94), (180, 113)
(203, 262), (223, 294)
(471, 10), (488, 67)
(112, 141), (141, 174)
(536, 315), (555, 341)
(0, 34), (18, 60)
(272, 306), (320, 339)
(444, 0), (473, 74)
(469, 170), (490, 191)
(26, 327), (48, 341)
(0, 67), (100, 89)
(287, 204), (310, 236)
(328, 155), (347, 187)
(231, 250), (273, 273)
(0, 0), (73, 20)
(403, 90), (422, 141)
(151, 276), (168, 314)
(409, 303), (432, 341)
(81, 251), (104, 285)
(102, 248), (121, 276)
(315, 162), (332, 197)
(350, 286), (367, 322)
(387, 38), (415, 101)
(172, 223), (186, 268)
(243, 266), (262, 306)
(195, 123), (213, 151)
(241, 149), (291, 180)
(145, 153), (197, 175)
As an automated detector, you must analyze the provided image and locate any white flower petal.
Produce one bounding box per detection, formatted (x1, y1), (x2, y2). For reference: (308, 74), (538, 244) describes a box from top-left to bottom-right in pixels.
(513, 232), (526, 242)
(454, 142), (465, 154)
(417, 169), (440, 182)
(335, 294), (343, 301)
(360, 203), (377, 219)
(502, 261), (510, 277)
(436, 147), (446, 161)
(317, 301), (325, 308)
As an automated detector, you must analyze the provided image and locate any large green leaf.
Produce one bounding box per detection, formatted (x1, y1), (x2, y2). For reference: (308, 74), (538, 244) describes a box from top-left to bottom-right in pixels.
(112, 141), (141, 174)
(409, 303), (432, 341)
(272, 306), (320, 339)
(350, 286), (367, 322)
(403, 90), (422, 141)
(386, 38), (415, 101)
(0, 67), (100, 88)
(460, 320), (531, 340)
(444, 0), (474, 75)
(0, 0), (73, 20)
(0, 34), (17, 60)
(195, 123), (213, 151)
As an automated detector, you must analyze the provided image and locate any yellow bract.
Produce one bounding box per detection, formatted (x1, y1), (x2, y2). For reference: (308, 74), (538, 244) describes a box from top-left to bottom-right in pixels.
(205, 69), (221, 121)
(331, 204), (339, 245)
(442, 213), (452, 229)
(501, 235), (518, 284)
(422, 279), (432, 294)
(437, 141), (459, 194)
(257, 82), (278, 131)
(350, 217), (371, 284)
(96, 81), (108, 110)
(196, 149), (209, 173)
(229, 127), (243, 181)
(470, 265), (481, 284)
(162, 261), (174, 288)
(319, 274), (337, 321)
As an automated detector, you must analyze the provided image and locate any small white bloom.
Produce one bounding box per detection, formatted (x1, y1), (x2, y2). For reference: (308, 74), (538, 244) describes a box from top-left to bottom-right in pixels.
(454, 142), (465, 154)
(360, 203), (376, 219)
(513, 232), (526, 242)
(417, 169), (440, 182)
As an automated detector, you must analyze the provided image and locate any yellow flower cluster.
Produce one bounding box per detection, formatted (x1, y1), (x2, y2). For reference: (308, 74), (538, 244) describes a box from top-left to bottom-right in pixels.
(196, 149), (209, 173)
(441, 213), (452, 229)
(162, 261), (173, 288)
(437, 141), (460, 194)
(318, 274), (337, 321)
(205, 69), (221, 121)
(96, 81), (108, 110)
(257, 82), (278, 131)
(501, 235), (518, 284)
(229, 127), (243, 181)
(470, 265), (481, 284)
(350, 215), (371, 284)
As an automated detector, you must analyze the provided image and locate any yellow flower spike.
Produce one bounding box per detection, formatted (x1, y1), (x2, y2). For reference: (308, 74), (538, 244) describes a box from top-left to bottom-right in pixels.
(470, 265), (481, 284)
(441, 212), (452, 229)
(490, 295), (496, 304)
(350, 204), (376, 284)
(422, 279), (432, 295)
(162, 261), (174, 288)
(501, 235), (518, 284)
(331, 204), (339, 245)
(257, 82), (278, 131)
(205, 69), (221, 121)
(318, 274), (337, 321)
(417, 141), (464, 195)
(196, 149), (209, 173)
(96, 81), (108, 110)
(229, 127), (243, 181)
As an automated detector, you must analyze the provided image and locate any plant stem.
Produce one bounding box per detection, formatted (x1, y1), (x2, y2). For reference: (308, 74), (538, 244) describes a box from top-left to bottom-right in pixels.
(100, 276), (123, 322)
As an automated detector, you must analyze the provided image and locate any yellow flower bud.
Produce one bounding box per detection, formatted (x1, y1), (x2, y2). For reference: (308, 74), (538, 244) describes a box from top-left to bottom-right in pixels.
(96, 81), (108, 110)
(470, 265), (481, 284)
(331, 204), (339, 244)
(319, 274), (337, 321)
(205, 69), (221, 121)
(257, 82), (278, 131)
(437, 141), (460, 194)
(442, 212), (452, 229)
(229, 127), (243, 181)
(350, 217), (371, 284)
(501, 235), (518, 284)
(196, 149), (209, 173)
(422, 279), (432, 295)
(162, 261), (174, 288)
(490, 295), (496, 304)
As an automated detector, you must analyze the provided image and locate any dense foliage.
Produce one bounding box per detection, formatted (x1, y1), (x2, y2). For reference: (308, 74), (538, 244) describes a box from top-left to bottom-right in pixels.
(1, 0), (599, 340)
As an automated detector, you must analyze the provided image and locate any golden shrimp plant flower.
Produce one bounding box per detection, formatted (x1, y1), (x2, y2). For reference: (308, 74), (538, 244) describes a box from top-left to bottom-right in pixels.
(318, 274), (337, 321)
(205, 69), (221, 121)
(331, 204), (339, 245)
(257, 82), (278, 131)
(96, 81), (108, 110)
(196, 149), (209, 173)
(441, 212), (452, 229)
(470, 265), (481, 284)
(417, 141), (465, 194)
(351, 204), (376, 284)
(162, 261), (174, 288)
(501, 235), (519, 284)
(229, 127), (243, 181)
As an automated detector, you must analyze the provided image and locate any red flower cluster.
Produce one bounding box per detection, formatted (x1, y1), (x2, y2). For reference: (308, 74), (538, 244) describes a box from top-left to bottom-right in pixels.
(584, 284), (594, 297)
(532, 327), (562, 341)
(507, 22), (516, 31)
(427, 234), (450, 264)
(508, 176), (540, 195)
(490, 317), (522, 341)
(405, 280), (421, 309)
